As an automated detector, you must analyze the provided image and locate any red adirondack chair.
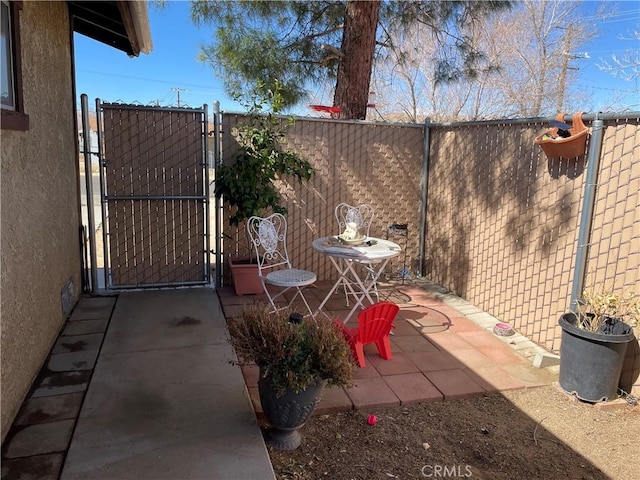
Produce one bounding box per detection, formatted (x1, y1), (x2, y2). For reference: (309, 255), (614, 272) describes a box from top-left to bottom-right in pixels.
(334, 302), (400, 367)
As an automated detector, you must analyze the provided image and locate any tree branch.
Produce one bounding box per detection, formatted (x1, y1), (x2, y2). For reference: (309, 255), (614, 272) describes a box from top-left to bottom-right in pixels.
(302, 24), (344, 42)
(321, 44), (344, 58)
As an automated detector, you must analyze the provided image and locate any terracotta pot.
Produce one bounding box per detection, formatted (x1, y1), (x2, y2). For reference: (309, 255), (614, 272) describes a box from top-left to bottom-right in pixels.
(535, 112), (589, 159)
(228, 256), (264, 295)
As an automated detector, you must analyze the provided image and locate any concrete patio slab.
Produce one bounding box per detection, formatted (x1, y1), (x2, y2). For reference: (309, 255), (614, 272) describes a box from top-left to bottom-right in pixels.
(446, 348), (498, 369)
(345, 377), (400, 409)
(317, 386), (354, 413)
(47, 350), (99, 372)
(405, 350), (466, 372)
(390, 334), (439, 353)
(1, 280), (560, 480)
(367, 352), (421, 375)
(383, 373), (443, 404)
(68, 297), (116, 321)
(99, 289), (229, 355)
(425, 330), (475, 351)
(61, 319), (108, 336)
(352, 362), (382, 379)
(52, 333), (104, 354)
(470, 365), (528, 393)
(60, 289), (275, 480)
(391, 318), (422, 335)
(1, 453), (65, 480)
(14, 393), (84, 426)
(424, 369), (487, 399)
(4, 420), (75, 458)
(30, 371), (92, 398)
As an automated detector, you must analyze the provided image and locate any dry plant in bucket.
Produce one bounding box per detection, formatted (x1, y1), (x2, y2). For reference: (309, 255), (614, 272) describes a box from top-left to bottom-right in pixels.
(574, 289), (640, 334)
(227, 305), (355, 397)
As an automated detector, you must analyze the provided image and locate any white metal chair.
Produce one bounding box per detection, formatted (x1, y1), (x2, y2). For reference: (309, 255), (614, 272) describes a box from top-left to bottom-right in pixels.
(334, 203), (379, 306)
(247, 213), (317, 317)
(335, 203), (375, 238)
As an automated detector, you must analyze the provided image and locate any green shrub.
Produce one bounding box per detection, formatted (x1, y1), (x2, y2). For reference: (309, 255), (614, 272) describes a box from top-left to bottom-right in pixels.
(227, 305), (354, 397)
(215, 82), (314, 226)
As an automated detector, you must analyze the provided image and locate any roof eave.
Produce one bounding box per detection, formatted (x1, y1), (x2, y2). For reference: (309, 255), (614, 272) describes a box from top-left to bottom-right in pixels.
(69, 1), (153, 57)
(117, 0), (153, 57)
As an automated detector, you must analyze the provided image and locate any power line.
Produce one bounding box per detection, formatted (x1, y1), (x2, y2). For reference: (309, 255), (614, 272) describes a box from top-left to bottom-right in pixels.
(573, 82), (639, 94)
(76, 68), (220, 92)
(580, 9), (640, 22)
(597, 17), (640, 25)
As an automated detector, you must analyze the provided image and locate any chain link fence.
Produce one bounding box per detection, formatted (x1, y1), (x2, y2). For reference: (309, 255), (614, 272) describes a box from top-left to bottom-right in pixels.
(98, 103), (210, 288)
(218, 113), (639, 364)
(220, 115), (424, 285)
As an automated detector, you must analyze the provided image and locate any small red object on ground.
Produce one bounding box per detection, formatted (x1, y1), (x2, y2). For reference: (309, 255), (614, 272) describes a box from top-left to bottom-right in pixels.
(367, 414), (377, 426)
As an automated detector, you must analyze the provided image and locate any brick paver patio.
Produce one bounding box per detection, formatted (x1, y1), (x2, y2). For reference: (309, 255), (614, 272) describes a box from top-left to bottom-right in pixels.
(216, 279), (558, 417)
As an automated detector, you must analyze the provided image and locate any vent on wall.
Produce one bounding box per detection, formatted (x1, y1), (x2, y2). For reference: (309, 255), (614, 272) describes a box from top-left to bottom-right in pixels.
(61, 277), (75, 316)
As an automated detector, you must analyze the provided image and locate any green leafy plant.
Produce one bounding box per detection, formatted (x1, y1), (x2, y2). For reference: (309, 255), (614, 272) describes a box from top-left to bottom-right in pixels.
(574, 289), (640, 333)
(215, 81), (314, 226)
(227, 305), (355, 397)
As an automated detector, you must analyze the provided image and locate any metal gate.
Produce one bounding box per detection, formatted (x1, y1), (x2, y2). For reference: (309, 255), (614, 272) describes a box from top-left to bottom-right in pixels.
(81, 98), (210, 289)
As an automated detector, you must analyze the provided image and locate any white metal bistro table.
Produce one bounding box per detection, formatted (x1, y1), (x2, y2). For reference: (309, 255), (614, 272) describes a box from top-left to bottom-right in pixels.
(312, 236), (401, 323)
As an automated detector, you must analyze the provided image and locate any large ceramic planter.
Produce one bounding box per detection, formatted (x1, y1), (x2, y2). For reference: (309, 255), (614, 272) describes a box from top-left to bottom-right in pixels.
(558, 313), (635, 402)
(228, 256), (264, 295)
(258, 371), (325, 450)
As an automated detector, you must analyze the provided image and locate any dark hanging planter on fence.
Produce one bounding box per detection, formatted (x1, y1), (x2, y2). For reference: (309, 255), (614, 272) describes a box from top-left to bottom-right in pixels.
(535, 112), (589, 159)
(558, 313), (635, 403)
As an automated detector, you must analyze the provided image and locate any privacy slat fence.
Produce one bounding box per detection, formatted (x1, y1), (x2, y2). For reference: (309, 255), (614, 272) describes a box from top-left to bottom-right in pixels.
(427, 119), (585, 351)
(427, 117), (638, 353)
(220, 116), (425, 286)
(99, 103), (210, 288)
(219, 113), (639, 379)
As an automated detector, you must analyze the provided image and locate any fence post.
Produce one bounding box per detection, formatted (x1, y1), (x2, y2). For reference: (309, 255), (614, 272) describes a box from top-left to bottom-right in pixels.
(418, 117), (431, 278)
(203, 104), (211, 285)
(213, 102), (223, 288)
(80, 94), (98, 293)
(94, 98), (110, 290)
(570, 115), (605, 310)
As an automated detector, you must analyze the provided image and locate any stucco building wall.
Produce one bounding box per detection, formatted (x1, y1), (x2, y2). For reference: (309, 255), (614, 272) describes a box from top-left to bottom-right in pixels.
(1, 1), (81, 440)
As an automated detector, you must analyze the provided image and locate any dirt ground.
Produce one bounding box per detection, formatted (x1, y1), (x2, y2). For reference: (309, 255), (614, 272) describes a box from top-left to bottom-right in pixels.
(267, 385), (639, 480)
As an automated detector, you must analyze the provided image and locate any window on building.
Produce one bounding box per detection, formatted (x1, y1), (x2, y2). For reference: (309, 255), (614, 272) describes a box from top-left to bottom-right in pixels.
(1, 1), (15, 109)
(1, 0), (28, 130)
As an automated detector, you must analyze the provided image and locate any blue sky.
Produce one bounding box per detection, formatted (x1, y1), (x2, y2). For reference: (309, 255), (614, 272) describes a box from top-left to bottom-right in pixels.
(573, 1), (640, 111)
(74, 0), (640, 116)
(74, 1), (239, 112)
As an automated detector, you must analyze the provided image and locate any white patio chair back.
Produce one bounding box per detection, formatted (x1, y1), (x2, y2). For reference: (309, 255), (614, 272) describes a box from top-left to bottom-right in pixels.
(335, 203), (375, 237)
(247, 213), (317, 316)
(333, 203), (379, 307)
(248, 212), (291, 273)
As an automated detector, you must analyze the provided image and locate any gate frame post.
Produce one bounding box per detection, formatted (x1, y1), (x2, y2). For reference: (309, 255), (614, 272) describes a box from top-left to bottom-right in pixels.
(80, 94), (98, 292)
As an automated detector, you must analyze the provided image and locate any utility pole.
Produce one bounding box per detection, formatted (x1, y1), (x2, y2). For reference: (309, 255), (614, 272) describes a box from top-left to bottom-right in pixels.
(171, 87), (187, 107)
(557, 23), (573, 112)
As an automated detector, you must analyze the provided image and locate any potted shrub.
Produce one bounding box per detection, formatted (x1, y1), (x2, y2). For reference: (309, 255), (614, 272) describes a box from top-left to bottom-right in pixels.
(215, 83), (314, 295)
(558, 289), (639, 402)
(227, 305), (354, 450)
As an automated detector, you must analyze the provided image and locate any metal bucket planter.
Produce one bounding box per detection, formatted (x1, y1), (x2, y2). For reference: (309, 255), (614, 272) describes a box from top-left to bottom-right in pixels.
(558, 313), (635, 402)
(258, 371), (325, 450)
